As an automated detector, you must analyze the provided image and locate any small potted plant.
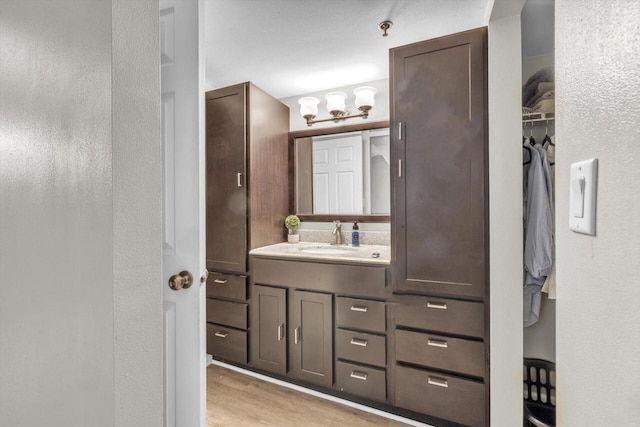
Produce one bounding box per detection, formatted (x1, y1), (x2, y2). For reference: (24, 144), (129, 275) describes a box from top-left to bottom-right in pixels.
(285, 214), (301, 243)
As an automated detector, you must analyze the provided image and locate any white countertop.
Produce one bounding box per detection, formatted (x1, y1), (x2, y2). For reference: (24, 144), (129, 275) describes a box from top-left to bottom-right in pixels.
(249, 242), (390, 266)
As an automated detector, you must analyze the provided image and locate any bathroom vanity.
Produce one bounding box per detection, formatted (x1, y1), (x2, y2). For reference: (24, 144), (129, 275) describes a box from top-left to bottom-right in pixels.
(206, 27), (489, 427)
(244, 242), (483, 427)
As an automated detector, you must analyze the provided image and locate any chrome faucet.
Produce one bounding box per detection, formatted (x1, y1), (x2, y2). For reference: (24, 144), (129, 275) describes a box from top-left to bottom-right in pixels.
(332, 220), (344, 245)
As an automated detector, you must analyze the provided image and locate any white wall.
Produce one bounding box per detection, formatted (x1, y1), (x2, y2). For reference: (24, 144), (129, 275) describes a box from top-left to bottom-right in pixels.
(0, 1), (162, 425)
(521, 0), (555, 57)
(555, 1), (640, 424)
(488, 5), (526, 425)
(112, 0), (163, 425)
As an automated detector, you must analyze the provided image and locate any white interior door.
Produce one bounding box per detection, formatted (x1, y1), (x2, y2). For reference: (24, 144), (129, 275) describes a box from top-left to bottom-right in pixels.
(160, 0), (206, 426)
(312, 134), (364, 214)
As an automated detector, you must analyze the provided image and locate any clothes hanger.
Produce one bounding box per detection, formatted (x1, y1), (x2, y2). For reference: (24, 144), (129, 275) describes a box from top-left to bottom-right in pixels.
(529, 126), (536, 146)
(542, 119), (554, 147)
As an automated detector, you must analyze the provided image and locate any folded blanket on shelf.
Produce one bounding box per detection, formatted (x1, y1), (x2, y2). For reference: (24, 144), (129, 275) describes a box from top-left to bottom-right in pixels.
(532, 98), (555, 114)
(526, 89), (555, 109)
(523, 67), (554, 106)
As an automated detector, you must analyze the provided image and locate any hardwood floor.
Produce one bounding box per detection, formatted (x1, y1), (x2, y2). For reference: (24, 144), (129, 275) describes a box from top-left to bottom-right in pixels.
(206, 364), (411, 427)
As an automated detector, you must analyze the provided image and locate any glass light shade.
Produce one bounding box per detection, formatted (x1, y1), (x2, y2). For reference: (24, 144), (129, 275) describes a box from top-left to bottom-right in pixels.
(298, 97), (319, 117)
(324, 92), (347, 113)
(354, 86), (377, 109)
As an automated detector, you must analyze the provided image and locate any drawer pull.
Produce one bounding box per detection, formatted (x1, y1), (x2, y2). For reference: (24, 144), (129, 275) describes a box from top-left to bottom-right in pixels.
(428, 376), (449, 388)
(350, 371), (368, 381)
(427, 338), (448, 348)
(213, 279), (228, 284)
(426, 302), (447, 310)
(214, 332), (229, 339)
(350, 338), (368, 347)
(294, 327), (301, 344)
(277, 324), (285, 341)
(350, 305), (368, 313)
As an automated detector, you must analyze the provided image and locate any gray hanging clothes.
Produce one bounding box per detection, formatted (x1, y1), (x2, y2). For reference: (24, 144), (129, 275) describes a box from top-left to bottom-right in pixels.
(523, 140), (553, 327)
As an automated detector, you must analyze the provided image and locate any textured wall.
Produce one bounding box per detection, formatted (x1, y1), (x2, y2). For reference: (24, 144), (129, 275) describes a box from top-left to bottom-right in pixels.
(0, 0), (163, 425)
(112, 0), (163, 425)
(488, 11), (525, 426)
(0, 1), (114, 425)
(556, 0), (640, 424)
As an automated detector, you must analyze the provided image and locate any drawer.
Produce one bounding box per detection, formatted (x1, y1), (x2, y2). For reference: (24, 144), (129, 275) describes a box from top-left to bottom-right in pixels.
(395, 329), (485, 378)
(206, 272), (247, 301)
(395, 297), (484, 338)
(395, 365), (485, 427)
(336, 297), (385, 333)
(252, 257), (387, 298)
(336, 361), (386, 403)
(336, 329), (386, 368)
(207, 323), (247, 365)
(206, 298), (248, 330)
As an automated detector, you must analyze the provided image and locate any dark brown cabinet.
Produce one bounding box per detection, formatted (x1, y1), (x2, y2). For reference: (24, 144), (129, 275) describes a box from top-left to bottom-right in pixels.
(290, 290), (333, 388)
(395, 365), (485, 427)
(391, 28), (488, 299)
(205, 82), (289, 366)
(250, 284), (287, 375)
(336, 360), (386, 403)
(205, 82), (289, 274)
(390, 28), (490, 426)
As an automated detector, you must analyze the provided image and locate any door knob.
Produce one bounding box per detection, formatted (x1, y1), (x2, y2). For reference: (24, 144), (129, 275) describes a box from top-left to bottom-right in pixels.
(168, 271), (193, 291)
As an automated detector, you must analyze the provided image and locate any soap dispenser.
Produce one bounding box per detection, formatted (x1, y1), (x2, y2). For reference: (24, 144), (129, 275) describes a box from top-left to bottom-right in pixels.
(351, 221), (360, 247)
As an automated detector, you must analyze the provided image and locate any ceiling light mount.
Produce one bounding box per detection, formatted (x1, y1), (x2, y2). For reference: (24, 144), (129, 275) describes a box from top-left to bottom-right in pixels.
(298, 87), (377, 127)
(379, 20), (393, 37)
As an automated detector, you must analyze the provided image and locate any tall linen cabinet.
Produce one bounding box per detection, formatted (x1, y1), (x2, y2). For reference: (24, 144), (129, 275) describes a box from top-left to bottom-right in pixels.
(390, 28), (490, 426)
(205, 82), (289, 366)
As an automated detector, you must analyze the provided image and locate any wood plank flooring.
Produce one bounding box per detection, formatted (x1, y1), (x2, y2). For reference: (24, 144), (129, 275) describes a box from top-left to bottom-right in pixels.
(206, 364), (410, 427)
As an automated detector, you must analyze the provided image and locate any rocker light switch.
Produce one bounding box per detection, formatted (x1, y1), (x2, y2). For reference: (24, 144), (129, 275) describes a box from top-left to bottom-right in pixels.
(569, 158), (598, 235)
(571, 177), (585, 218)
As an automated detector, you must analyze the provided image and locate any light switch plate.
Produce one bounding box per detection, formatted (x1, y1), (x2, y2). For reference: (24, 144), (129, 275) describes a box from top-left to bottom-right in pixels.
(569, 158), (598, 235)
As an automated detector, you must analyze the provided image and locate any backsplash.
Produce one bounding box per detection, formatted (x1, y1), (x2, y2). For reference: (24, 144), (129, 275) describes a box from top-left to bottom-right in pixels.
(298, 229), (390, 246)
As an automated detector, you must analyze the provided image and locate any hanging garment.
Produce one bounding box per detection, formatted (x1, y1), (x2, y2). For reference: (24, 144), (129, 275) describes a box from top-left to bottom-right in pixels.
(523, 141), (553, 327)
(542, 136), (557, 299)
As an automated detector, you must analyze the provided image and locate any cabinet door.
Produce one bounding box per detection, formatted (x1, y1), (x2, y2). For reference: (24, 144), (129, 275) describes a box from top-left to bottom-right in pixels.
(391, 28), (488, 299)
(205, 84), (248, 273)
(291, 290), (333, 388)
(250, 285), (287, 375)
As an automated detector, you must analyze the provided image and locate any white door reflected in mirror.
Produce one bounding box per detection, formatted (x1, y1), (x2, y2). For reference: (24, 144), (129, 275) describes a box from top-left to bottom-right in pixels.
(295, 128), (390, 216)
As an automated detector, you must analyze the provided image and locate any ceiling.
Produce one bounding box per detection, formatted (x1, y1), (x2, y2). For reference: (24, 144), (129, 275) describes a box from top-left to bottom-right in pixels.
(204, 0), (490, 99)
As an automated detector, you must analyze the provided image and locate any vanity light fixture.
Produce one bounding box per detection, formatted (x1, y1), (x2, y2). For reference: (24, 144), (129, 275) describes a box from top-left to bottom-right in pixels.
(298, 86), (377, 127)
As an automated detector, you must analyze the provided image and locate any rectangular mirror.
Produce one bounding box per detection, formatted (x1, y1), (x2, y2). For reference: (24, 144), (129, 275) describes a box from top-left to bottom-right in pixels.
(289, 121), (390, 222)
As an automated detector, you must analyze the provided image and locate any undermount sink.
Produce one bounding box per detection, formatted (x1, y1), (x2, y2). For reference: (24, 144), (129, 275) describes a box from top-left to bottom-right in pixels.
(299, 246), (355, 255)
